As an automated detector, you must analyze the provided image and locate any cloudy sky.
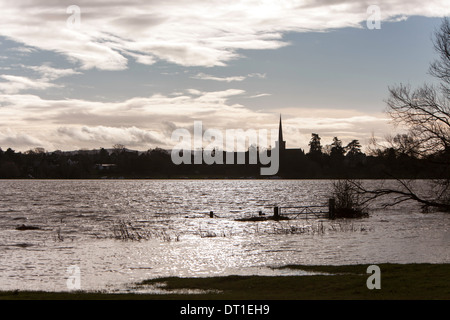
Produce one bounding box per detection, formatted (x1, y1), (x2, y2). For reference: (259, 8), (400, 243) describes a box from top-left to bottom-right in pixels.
(0, 0), (449, 152)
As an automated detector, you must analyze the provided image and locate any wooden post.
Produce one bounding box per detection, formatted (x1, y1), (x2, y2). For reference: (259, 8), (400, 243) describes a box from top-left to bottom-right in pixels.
(210, 211), (214, 218)
(274, 206), (279, 218)
(328, 198), (335, 219)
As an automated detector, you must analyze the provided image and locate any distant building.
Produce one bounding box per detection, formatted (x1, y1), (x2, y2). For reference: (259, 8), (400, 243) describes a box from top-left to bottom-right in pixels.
(95, 163), (117, 171)
(276, 114), (304, 163)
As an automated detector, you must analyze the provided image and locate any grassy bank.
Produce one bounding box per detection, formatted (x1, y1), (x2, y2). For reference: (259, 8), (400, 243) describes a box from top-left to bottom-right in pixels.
(1, 263), (449, 300)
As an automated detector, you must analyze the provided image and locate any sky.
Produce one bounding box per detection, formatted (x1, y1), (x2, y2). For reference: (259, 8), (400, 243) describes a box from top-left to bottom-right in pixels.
(0, 0), (449, 152)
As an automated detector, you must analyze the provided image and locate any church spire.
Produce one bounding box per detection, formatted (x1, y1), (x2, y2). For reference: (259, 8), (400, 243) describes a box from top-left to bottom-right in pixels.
(278, 114), (283, 143)
(278, 114), (286, 151)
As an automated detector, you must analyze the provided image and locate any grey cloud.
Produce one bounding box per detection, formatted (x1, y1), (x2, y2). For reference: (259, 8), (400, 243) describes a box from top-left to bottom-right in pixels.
(0, 75), (58, 94)
(0, 130), (46, 149)
(24, 65), (82, 81)
(57, 125), (164, 147)
(191, 73), (246, 82)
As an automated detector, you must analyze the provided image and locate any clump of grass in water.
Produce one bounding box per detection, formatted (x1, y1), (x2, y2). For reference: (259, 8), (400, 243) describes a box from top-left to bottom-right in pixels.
(268, 220), (369, 235)
(111, 220), (180, 242)
(198, 228), (230, 238)
(329, 221), (370, 232)
(112, 220), (144, 241)
(155, 230), (180, 242)
(55, 227), (64, 242)
(271, 221), (325, 235)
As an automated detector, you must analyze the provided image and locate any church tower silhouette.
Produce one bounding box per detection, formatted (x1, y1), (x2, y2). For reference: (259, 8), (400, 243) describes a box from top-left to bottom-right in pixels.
(277, 114), (286, 152)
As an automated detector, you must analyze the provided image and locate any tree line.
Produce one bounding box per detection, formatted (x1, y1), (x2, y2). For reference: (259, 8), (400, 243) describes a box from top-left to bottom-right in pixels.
(0, 132), (446, 179)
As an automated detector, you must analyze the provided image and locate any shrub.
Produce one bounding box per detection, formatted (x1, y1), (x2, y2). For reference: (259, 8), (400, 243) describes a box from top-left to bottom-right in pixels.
(331, 180), (368, 218)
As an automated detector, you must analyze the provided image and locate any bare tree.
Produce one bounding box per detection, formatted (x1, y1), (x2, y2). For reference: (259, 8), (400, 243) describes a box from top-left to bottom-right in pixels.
(386, 83), (450, 156)
(385, 133), (421, 158)
(25, 147), (46, 155)
(361, 18), (450, 212)
(348, 179), (450, 212)
(113, 144), (126, 154)
(429, 17), (450, 99)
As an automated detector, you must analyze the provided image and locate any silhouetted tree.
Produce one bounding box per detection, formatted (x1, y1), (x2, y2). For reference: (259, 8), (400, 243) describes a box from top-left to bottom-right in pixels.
(358, 18), (450, 212)
(308, 133), (322, 153)
(308, 133), (323, 164)
(0, 162), (20, 178)
(330, 137), (345, 160)
(345, 140), (362, 157)
(5, 148), (15, 159)
(344, 139), (365, 170)
(99, 148), (110, 163)
(113, 144), (126, 155)
(429, 17), (450, 98)
(384, 134), (420, 158)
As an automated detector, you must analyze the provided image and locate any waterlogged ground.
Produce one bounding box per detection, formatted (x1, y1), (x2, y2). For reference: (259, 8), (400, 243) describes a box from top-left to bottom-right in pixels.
(0, 179), (449, 293)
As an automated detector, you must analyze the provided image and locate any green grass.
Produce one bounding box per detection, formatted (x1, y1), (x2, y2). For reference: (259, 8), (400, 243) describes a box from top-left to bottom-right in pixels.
(1, 263), (449, 300)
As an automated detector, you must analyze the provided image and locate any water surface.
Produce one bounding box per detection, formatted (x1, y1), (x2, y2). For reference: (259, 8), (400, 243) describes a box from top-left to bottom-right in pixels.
(0, 179), (448, 292)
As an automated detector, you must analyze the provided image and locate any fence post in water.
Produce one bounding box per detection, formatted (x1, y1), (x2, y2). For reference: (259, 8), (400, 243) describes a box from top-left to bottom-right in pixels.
(274, 206), (279, 218)
(328, 198), (336, 219)
(210, 211), (214, 218)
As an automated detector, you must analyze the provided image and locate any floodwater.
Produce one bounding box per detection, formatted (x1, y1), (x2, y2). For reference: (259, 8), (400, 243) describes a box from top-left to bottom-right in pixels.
(0, 179), (449, 292)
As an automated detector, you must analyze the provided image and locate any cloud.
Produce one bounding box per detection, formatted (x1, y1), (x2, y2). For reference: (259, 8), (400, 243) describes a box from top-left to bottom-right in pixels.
(0, 88), (392, 151)
(0, 89), (268, 150)
(7, 46), (36, 54)
(247, 93), (272, 98)
(192, 73), (246, 82)
(0, 75), (58, 94)
(23, 65), (81, 81)
(57, 125), (164, 147)
(248, 73), (266, 79)
(0, 64), (80, 94)
(191, 72), (267, 82)
(0, 1), (448, 69)
(0, 129), (47, 150)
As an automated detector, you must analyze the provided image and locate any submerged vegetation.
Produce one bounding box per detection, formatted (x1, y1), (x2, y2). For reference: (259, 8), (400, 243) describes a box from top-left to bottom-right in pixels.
(331, 180), (369, 218)
(109, 217), (370, 243)
(271, 220), (370, 234)
(111, 220), (180, 242)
